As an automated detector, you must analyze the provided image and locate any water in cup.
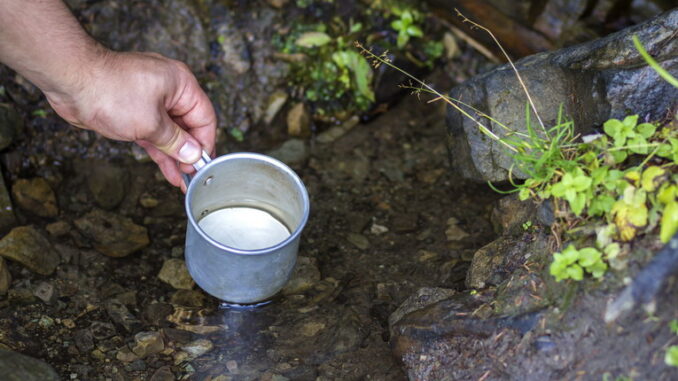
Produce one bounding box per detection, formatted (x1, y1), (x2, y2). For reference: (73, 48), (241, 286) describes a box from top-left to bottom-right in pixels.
(198, 206), (291, 250)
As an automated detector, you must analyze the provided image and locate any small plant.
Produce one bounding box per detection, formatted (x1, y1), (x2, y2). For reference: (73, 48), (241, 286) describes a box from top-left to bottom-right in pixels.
(550, 245), (607, 282)
(522, 220), (533, 231)
(390, 9), (423, 48)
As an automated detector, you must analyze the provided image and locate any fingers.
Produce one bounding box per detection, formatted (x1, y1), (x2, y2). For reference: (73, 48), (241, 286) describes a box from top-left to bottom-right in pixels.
(168, 71), (217, 157)
(136, 140), (186, 192)
(147, 111), (203, 165)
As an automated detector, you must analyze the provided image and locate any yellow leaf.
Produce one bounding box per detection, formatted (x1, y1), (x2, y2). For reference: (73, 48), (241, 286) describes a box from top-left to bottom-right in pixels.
(660, 201), (678, 243)
(641, 166), (666, 192)
(624, 170), (640, 186)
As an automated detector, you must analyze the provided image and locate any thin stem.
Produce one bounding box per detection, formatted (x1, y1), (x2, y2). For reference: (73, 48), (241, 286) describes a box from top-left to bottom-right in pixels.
(455, 9), (547, 137)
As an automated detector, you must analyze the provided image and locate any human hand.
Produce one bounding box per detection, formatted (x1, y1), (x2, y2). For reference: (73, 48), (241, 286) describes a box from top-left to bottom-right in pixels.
(44, 49), (217, 191)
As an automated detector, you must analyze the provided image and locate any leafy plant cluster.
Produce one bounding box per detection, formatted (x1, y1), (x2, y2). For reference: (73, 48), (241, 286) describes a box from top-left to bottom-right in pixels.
(511, 114), (678, 282)
(275, 0), (443, 122)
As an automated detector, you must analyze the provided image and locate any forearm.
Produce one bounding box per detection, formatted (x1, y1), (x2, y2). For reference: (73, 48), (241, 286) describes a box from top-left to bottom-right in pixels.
(0, 0), (102, 97)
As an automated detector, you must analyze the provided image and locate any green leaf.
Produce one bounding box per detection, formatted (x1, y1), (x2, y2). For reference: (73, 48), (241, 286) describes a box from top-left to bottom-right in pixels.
(571, 175), (592, 192)
(401, 10), (413, 24)
(350, 22), (363, 33)
(665, 345), (678, 367)
(295, 32), (332, 48)
(567, 264), (584, 281)
(604, 243), (620, 260)
(657, 184), (676, 204)
(622, 115), (639, 130)
(610, 150), (628, 164)
(570, 192), (587, 216)
(391, 20), (403, 31)
(589, 194), (615, 217)
(518, 187), (530, 201)
(578, 247), (602, 267)
(628, 135), (648, 154)
(407, 25), (423, 37)
(670, 319), (678, 335)
(660, 201), (678, 243)
(587, 259), (608, 278)
(397, 31), (409, 48)
(636, 122), (656, 138)
(641, 166), (666, 192)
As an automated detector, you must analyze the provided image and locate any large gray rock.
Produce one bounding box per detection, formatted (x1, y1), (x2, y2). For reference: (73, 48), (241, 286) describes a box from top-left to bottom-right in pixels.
(447, 9), (678, 182)
(0, 349), (59, 381)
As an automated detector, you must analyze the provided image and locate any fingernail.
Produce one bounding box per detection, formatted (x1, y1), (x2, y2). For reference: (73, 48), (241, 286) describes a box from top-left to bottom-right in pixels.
(178, 141), (201, 163)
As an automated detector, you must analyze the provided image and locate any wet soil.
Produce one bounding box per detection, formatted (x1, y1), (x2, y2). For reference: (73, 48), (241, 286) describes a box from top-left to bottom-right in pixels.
(0, 72), (500, 380)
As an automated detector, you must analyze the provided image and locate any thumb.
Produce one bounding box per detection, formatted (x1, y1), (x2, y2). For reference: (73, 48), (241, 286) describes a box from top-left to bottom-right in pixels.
(148, 116), (202, 164)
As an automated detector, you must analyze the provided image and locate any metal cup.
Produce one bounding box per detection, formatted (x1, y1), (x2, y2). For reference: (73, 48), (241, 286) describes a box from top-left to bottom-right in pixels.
(184, 152), (310, 304)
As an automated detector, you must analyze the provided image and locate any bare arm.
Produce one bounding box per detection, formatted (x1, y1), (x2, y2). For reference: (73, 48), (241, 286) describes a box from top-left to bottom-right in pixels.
(0, 0), (216, 190)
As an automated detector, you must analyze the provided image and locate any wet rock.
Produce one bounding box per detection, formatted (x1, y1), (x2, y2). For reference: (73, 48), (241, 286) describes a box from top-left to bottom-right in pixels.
(287, 103), (311, 137)
(11, 178), (58, 217)
(74, 209), (149, 257)
(282, 256), (321, 295)
(150, 366), (174, 381)
(0, 174), (16, 233)
(85, 160), (128, 210)
(346, 233), (369, 250)
(84, 0), (208, 72)
(0, 348), (59, 381)
(317, 116), (360, 144)
(139, 193), (159, 209)
(467, 233), (549, 289)
(491, 195), (540, 235)
(158, 258), (194, 290)
(143, 303), (174, 326)
(388, 287), (456, 328)
(45, 221), (70, 237)
(0, 258), (10, 294)
(7, 288), (37, 306)
(181, 339), (213, 358)
(264, 90), (289, 125)
(132, 331), (165, 358)
(169, 289), (206, 308)
(445, 217), (469, 241)
(74, 329), (95, 353)
(0, 103), (23, 150)
(393, 214), (419, 233)
(33, 282), (55, 303)
(267, 139), (309, 166)
(106, 300), (141, 332)
(116, 346), (138, 363)
(447, 10), (678, 182)
(0, 226), (60, 275)
(90, 321), (117, 341)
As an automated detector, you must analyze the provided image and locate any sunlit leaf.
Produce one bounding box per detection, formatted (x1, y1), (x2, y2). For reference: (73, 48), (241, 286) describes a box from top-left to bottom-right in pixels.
(641, 166), (666, 192)
(665, 346), (678, 367)
(407, 25), (423, 37)
(296, 32), (332, 48)
(578, 247), (602, 267)
(660, 201), (678, 243)
(636, 122), (656, 138)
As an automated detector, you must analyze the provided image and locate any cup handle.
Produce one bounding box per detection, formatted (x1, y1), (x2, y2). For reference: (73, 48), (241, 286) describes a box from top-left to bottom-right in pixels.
(182, 150), (212, 188)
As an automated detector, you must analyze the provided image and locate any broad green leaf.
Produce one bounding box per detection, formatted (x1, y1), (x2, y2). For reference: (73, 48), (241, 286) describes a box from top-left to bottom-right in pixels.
(401, 10), (413, 24)
(578, 247), (602, 267)
(571, 175), (592, 191)
(658, 184), (676, 204)
(591, 167), (608, 185)
(519, 187), (530, 201)
(603, 118), (623, 139)
(670, 319), (678, 335)
(610, 150), (628, 164)
(589, 194), (615, 217)
(588, 259), (608, 278)
(628, 135), (648, 154)
(660, 201), (678, 243)
(625, 170), (641, 185)
(657, 143), (673, 158)
(397, 31), (409, 48)
(636, 122), (656, 138)
(350, 22), (363, 33)
(296, 32), (332, 48)
(604, 243), (620, 259)
(641, 166), (666, 192)
(567, 265), (584, 281)
(407, 25), (423, 37)
(570, 192), (587, 216)
(561, 245), (580, 264)
(622, 115), (639, 129)
(391, 20), (403, 31)
(665, 346), (678, 367)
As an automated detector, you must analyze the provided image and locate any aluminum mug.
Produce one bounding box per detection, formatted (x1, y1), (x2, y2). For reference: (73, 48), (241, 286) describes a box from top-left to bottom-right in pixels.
(184, 152), (310, 304)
